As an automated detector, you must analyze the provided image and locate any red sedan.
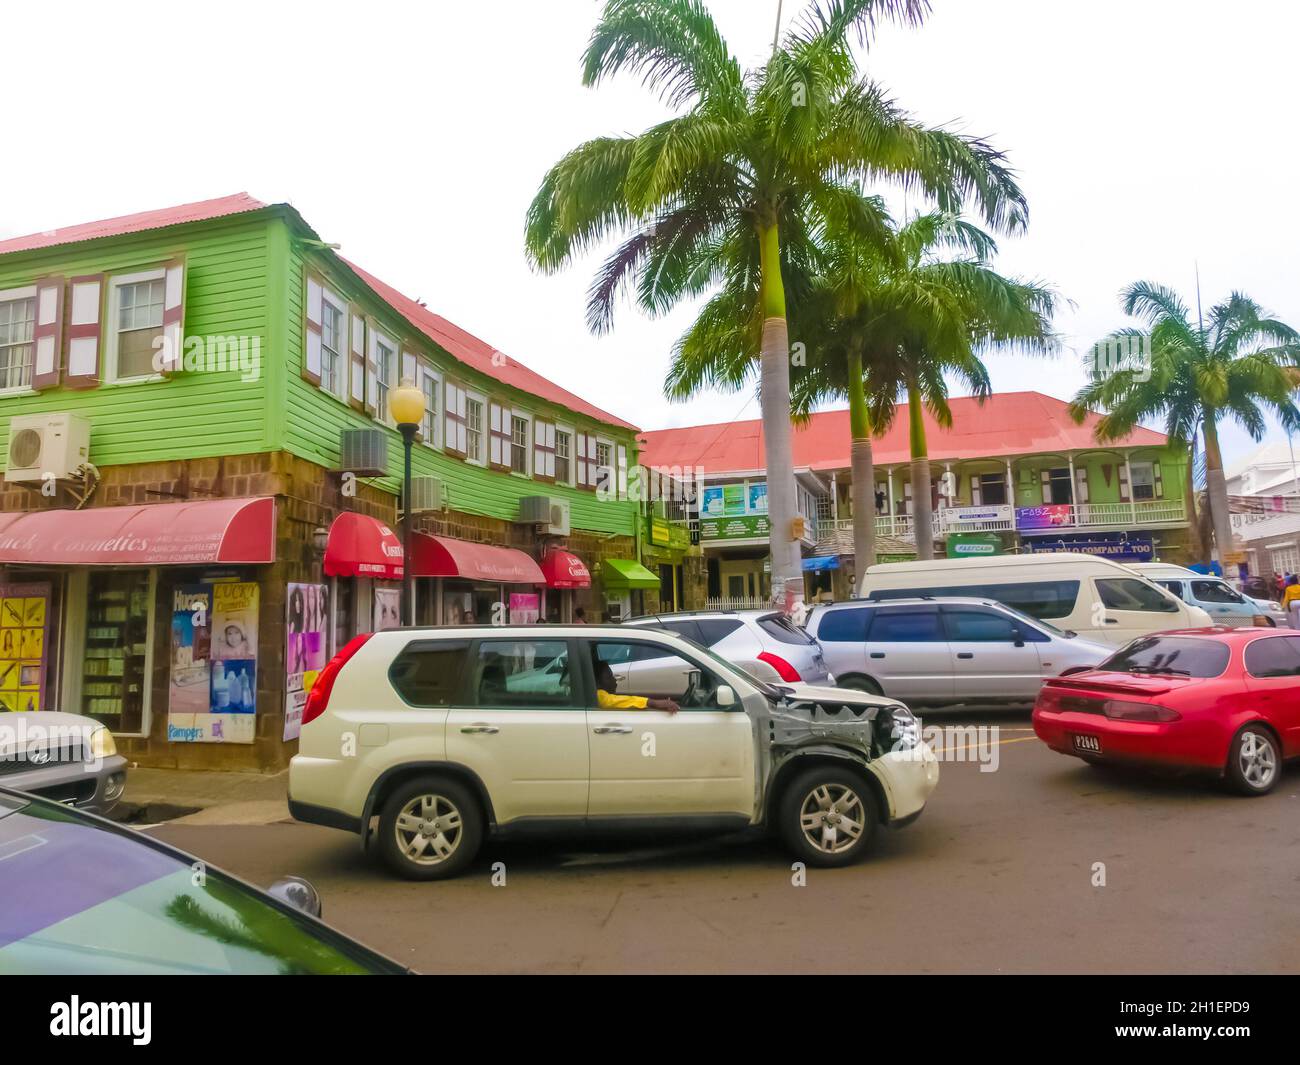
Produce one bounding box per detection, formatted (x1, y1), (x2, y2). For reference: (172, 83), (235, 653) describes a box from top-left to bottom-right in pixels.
(1033, 627), (1299, 795)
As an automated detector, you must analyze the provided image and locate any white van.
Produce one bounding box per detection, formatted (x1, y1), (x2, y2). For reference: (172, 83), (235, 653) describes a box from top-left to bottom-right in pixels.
(1127, 562), (1281, 627)
(856, 553), (1211, 647)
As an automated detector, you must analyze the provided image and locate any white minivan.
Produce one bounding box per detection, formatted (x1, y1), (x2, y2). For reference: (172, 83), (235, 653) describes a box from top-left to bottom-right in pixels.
(856, 552), (1211, 647)
(1128, 563), (1281, 627)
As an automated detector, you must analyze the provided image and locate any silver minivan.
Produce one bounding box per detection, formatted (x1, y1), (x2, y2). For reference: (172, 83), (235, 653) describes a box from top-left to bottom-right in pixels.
(806, 597), (1111, 705)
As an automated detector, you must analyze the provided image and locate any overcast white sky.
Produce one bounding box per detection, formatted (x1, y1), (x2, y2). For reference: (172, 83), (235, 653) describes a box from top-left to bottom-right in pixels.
(4, 0), (1296, 469)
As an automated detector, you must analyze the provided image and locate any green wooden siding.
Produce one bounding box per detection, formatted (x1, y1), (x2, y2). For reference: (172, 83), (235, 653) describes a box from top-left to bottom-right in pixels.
(278, 228), (641, 535)
(0, 215), (272, 467)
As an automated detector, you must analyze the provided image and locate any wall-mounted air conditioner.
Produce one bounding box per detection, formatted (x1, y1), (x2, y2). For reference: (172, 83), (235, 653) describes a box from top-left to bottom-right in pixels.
(5, 412), (91, 483)
(408, 476), (445, 513)
(518, 496), (570, 536)
(339, 428), (388, 478)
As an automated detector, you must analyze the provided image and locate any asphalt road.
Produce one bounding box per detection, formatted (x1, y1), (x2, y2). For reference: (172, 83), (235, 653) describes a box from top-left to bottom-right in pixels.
(154, 713), (1300, 974)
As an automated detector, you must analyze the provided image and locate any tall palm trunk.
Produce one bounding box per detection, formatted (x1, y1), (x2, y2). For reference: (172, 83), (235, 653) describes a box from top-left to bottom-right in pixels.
(758, 222), (804, 612)
(1201, 414), (1236, 568)
(1184, 437), (1207, 564)
(907, 380), (935, 560)
(847, 346), (875, 589)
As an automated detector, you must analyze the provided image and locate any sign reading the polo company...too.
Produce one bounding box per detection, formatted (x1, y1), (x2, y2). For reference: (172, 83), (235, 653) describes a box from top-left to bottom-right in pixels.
(699, 514), (772, 541)
(283, 583), (329, 742)
(168, 582), (259, 744)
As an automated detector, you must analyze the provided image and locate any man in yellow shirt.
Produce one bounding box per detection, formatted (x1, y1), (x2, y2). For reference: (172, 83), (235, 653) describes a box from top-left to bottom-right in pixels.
(594, 660), (679, 713)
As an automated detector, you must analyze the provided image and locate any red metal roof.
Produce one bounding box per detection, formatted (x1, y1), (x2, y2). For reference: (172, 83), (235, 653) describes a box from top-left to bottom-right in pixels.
(0, 497), (276, 566)
(638, 392), (1170, 474)
(0, 193), (636, 432)
(0, 193), (269, 256)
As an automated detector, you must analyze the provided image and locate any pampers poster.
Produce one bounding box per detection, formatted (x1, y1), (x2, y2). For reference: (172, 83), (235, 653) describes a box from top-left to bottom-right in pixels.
(284, 583), (329, 742)
(168, 581), (259, 744)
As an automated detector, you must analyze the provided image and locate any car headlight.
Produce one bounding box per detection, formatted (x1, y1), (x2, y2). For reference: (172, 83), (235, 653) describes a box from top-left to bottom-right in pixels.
(876, 705), (920, 752)
(90, 727), (117, 758)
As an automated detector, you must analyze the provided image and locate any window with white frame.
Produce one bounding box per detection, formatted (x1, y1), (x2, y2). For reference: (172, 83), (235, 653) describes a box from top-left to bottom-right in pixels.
(510, 415), (529, 475)
(555, 429), (572, 484)
(0, 290), (35, 391)
(465, 396), (485, 463)
(111, 272), (166, 380)
(421, 371), (439, 445)
(374, 337), (395, 421)
(1131, 461), (1156, 501)
(320, 294), (345, 398)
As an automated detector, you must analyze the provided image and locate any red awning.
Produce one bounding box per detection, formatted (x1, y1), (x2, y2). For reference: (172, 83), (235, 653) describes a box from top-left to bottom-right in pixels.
(540, 549), (591, 589)
(0, 497), (275, 566)
(324, 512), (403, 579)
(410, 534), (544, 584)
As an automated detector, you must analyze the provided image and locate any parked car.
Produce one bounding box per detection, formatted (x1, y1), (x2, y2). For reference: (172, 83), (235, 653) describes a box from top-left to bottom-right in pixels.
(856, 552), (1211, 646)
(289, 624), (938, 879)
(622, 609), (832, 684)
(0, 786), (406, 973)
(805, 597), (1111, 704)
(1128, 562), (1278, 627)
(0, 711), (128, 815)
(1033, 627), (1300, 795)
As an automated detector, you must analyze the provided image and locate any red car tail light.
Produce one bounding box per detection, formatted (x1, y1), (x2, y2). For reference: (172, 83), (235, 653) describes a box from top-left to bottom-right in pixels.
(302, 633), (372, 727)
(1102, 700), (1181, 723)
(757, 651), (802, 682)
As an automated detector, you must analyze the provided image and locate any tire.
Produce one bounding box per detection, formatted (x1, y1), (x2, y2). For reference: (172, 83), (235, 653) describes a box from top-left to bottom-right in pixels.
(377, 776), (483, 880)
(837, 675), (882, 696)
(1224, 725), (1281, 797)
(777, 764), (878, 868)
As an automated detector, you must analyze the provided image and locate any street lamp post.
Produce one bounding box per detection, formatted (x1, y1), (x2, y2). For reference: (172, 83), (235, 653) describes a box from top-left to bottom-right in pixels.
(388, 379), (425, 627)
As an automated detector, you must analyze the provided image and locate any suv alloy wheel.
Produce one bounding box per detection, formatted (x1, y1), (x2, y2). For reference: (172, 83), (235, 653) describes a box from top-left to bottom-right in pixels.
(778, 765), (878, 868)
(378, 776), (484, 880)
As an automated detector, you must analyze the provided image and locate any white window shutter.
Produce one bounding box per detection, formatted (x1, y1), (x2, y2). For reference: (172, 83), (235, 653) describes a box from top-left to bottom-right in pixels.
(364, 326), (379, 417)
(31, 276), (65, 391)
(65, 274), (104, 389)
(488, 402), (502, 466)
(159, 259), (185, 376)
(401, 349), (417, 385)
(349, 309), (366, 408)
(1118, 465), (1131, 503)
(444, 380), (467, 456)
(303, 275), (323, 386)
(1153, 464), (1164, 499)
(969, 475), (981, 507)
(1075, 467), (1090, 503)
(616, 444), (628, 499)
(1040, 469), (1052, 504)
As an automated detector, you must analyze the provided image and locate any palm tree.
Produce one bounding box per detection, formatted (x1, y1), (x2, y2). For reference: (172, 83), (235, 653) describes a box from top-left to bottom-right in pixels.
(525, 0), (1028, 610)
(1070, 283), (1300, 565)
(785, 210), (1056, 565)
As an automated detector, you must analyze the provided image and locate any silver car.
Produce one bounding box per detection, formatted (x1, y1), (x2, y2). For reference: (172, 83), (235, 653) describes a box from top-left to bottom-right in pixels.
(805, 597), (1111, 705)
(0, 711), (128, 815)
(622, 610), (833, 686)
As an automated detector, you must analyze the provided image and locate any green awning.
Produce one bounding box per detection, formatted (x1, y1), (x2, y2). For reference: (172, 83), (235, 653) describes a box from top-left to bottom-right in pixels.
(601, 558), (661, 590)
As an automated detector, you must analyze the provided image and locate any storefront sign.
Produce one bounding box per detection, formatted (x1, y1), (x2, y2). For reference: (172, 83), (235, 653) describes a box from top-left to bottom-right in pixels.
(1023, 535), (1155, 562)
(802, 555), (839, 572)
(168, 581), (259, 744)
(702, 482), (767, 518)
(946, 533), (1003, 557)
(699, 514), (771, 541)
(650, 517), (671, 546)
(1016, 504), (1074, 531)
(0, 583), (51, 712)
(284, 583), (329, 742)
(945, 505), (1011, 525)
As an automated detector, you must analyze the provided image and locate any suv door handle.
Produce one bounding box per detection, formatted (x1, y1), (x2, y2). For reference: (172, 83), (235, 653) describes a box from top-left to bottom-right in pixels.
(1103, 617), (1119, 624)
(869, 652), (886, 659)
(460, 724), (499, 734)
(957, 652), (974, 659)
(593, 725), (633, 735)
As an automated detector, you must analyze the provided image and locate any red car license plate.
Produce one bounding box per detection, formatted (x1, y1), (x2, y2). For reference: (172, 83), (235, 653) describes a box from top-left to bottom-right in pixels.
(1072, 734), (1102, 754)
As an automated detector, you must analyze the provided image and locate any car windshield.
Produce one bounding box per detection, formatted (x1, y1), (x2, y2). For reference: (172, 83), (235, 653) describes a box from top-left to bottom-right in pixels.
(0, 794), (396, 974)
(1099, 636), (1230, 679)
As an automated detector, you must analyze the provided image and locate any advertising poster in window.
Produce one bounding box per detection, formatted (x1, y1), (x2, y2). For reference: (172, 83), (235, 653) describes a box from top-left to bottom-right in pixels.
(284, 583), (329, 742)
(373, 584), (402, 631)
(0, 583), (51, 712)
(168, 585), (212, 720)
(747, 481), (768, 513)
(509, 592), (540, 625)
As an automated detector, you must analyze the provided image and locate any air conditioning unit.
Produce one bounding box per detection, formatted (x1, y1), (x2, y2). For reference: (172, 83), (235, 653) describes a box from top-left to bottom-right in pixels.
(408, 475), (444, 514)
(339, 428), (388, 478)
(518, 496), (570, 536)
(5, 412), (91, 483)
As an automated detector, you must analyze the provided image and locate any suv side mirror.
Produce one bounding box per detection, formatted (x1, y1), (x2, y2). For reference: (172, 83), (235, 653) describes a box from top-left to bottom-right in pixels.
(715, 684), (736, 708)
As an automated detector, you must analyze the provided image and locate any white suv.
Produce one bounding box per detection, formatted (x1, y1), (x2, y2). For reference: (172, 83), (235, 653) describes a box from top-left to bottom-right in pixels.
(289, 625), (938, 880)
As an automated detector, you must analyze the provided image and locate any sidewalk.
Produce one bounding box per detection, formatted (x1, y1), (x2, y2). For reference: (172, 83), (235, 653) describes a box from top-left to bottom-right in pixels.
(119, 767), (290, 827)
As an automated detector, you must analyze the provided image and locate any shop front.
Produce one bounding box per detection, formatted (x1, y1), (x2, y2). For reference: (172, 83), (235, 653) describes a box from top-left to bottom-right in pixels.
(409, 532), (545, 626)
(597, 558), (661, 620)
(539, 548), (591, 622)
(640, 516), (692, 613)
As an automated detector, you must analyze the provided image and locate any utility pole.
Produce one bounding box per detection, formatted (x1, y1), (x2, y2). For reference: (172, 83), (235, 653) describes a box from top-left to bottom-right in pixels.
(773, 0), (784, 53)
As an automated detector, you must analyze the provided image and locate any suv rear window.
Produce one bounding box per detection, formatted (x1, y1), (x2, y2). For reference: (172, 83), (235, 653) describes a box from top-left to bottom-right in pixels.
(756, 614), (817, 645)
(1100, 636), (1230, 678)
(389, 640), (470, 706)
(868, 580), (1080, 620)
(815, 607), (871, 642)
